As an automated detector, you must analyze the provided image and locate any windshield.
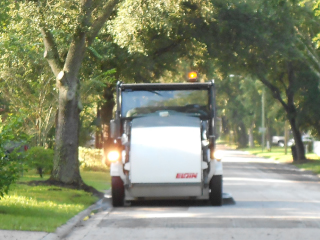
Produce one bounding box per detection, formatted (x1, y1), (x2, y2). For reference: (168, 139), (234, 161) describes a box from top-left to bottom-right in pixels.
(121, 89), (210, 118)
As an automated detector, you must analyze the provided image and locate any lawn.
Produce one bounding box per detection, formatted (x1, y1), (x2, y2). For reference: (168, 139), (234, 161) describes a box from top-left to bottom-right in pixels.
(241, 146), (320, 174)
(294, 162), (320, 174)
(0, 170), (111, 232)
(81, 170), (111, 192)
(242, 146), (295, 162)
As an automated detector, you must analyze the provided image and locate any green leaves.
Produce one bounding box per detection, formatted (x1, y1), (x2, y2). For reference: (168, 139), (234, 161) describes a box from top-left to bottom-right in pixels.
(0, 2), (58, 147)
(108, 0), (188, 53)
(0, 1), (10, 33)
(0, 114), (30, 198)
(24, 147), (54, 178)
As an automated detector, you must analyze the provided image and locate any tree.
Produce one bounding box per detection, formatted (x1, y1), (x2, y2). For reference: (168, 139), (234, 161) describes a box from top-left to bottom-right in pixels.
(108, 0), (318, 161)
(0, 12), (57, 147)
(200, 0), (317, 160)
(245, 0), (317, 160)
(18, 0), (123, 186)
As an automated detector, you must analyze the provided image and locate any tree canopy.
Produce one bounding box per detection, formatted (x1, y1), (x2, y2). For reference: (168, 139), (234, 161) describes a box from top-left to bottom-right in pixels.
(108, 0), (320, 159)
(1, 0), (320, 194)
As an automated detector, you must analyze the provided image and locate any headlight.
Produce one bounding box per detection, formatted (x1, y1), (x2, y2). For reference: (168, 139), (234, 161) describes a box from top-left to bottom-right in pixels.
(214, 150), (223, 161)
(107, 151), (120, 162)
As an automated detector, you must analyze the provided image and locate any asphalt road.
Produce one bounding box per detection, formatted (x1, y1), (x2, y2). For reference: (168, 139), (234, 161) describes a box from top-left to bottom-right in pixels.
(63, 149), (320, 240)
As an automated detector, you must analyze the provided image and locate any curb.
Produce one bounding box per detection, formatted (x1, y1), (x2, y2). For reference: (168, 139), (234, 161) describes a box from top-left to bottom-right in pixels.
(41, 190), (112, 240)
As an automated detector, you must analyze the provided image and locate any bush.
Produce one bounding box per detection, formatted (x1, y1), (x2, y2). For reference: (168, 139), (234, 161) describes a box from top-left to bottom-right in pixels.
(0, 154), (20, 198)
(79, 147), (107, 172)
(24, 147), (54, 177)
(0, 115), (29, 198)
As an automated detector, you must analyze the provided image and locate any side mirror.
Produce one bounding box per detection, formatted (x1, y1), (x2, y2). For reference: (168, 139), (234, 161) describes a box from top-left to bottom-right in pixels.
(110, 119), (120, 139)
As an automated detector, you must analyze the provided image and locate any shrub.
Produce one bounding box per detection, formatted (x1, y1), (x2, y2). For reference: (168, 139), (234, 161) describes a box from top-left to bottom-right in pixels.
(0, 115), (29, 198)
(0, 153), (20, 198)
(24, 147), (54, 177)
(79, 147), (107, 172)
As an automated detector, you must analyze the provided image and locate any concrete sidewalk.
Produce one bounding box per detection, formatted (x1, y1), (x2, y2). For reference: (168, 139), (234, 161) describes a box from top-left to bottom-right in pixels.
(0, 230), (47, 240)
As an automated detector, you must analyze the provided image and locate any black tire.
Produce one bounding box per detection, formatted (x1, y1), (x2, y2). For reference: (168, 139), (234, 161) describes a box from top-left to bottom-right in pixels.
(209, 175), (222, 206)
(112, 176), (124, 207)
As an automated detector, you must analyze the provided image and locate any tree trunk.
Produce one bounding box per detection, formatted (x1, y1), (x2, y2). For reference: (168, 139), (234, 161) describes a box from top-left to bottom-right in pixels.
(51, 74), (82, 184)
(101, 85), (115, 164)
(236, 121), (248, 148)
(95, 106), (102, 149)
(288, 116), (305, 162)
(221, 116), (229, 134)
(258, 62), (306, 162)
(286, 64), (306, 162)
(40, 0), (122, 187)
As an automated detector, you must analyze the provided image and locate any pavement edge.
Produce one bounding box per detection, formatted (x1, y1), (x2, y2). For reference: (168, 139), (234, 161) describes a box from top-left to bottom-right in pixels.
(41, 190), (112, 240)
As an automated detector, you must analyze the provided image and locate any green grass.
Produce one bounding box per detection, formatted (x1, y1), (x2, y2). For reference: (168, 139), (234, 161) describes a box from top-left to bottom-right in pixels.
(241, 146), (320, 174)
(0, 170), (111, 232)
(81, 170), (111, 192)
(242, 146), (294, 162)
(294, 162), (320, 174)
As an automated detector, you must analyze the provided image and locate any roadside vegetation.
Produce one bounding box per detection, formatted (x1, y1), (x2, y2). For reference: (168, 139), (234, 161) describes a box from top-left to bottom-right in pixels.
(0, 148), (110, 232)
(240, 146), (320, 174)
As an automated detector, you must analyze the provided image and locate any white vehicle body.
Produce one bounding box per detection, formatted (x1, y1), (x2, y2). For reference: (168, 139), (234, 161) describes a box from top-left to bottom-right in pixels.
(108, 81), (223, 206)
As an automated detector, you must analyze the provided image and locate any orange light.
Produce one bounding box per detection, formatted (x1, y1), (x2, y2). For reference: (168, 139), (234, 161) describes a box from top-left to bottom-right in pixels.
(188, 71), (198, 81)
(188, 71), (197, 79)
(107, 151), (120, 162)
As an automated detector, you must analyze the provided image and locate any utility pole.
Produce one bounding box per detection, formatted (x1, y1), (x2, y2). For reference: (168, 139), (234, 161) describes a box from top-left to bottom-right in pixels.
(261, 88), (265, 151)
(284, 121), (289, 155)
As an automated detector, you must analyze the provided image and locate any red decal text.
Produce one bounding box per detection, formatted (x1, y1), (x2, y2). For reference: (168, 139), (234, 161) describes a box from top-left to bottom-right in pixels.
(176, 173), (198, 179)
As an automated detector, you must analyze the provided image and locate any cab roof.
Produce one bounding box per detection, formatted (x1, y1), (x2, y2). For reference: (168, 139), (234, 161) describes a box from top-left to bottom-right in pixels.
(119, 81), (214, 91)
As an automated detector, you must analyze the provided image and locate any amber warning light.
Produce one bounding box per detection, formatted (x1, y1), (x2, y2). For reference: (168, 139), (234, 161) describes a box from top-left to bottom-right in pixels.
(188, 71), (198, 82)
